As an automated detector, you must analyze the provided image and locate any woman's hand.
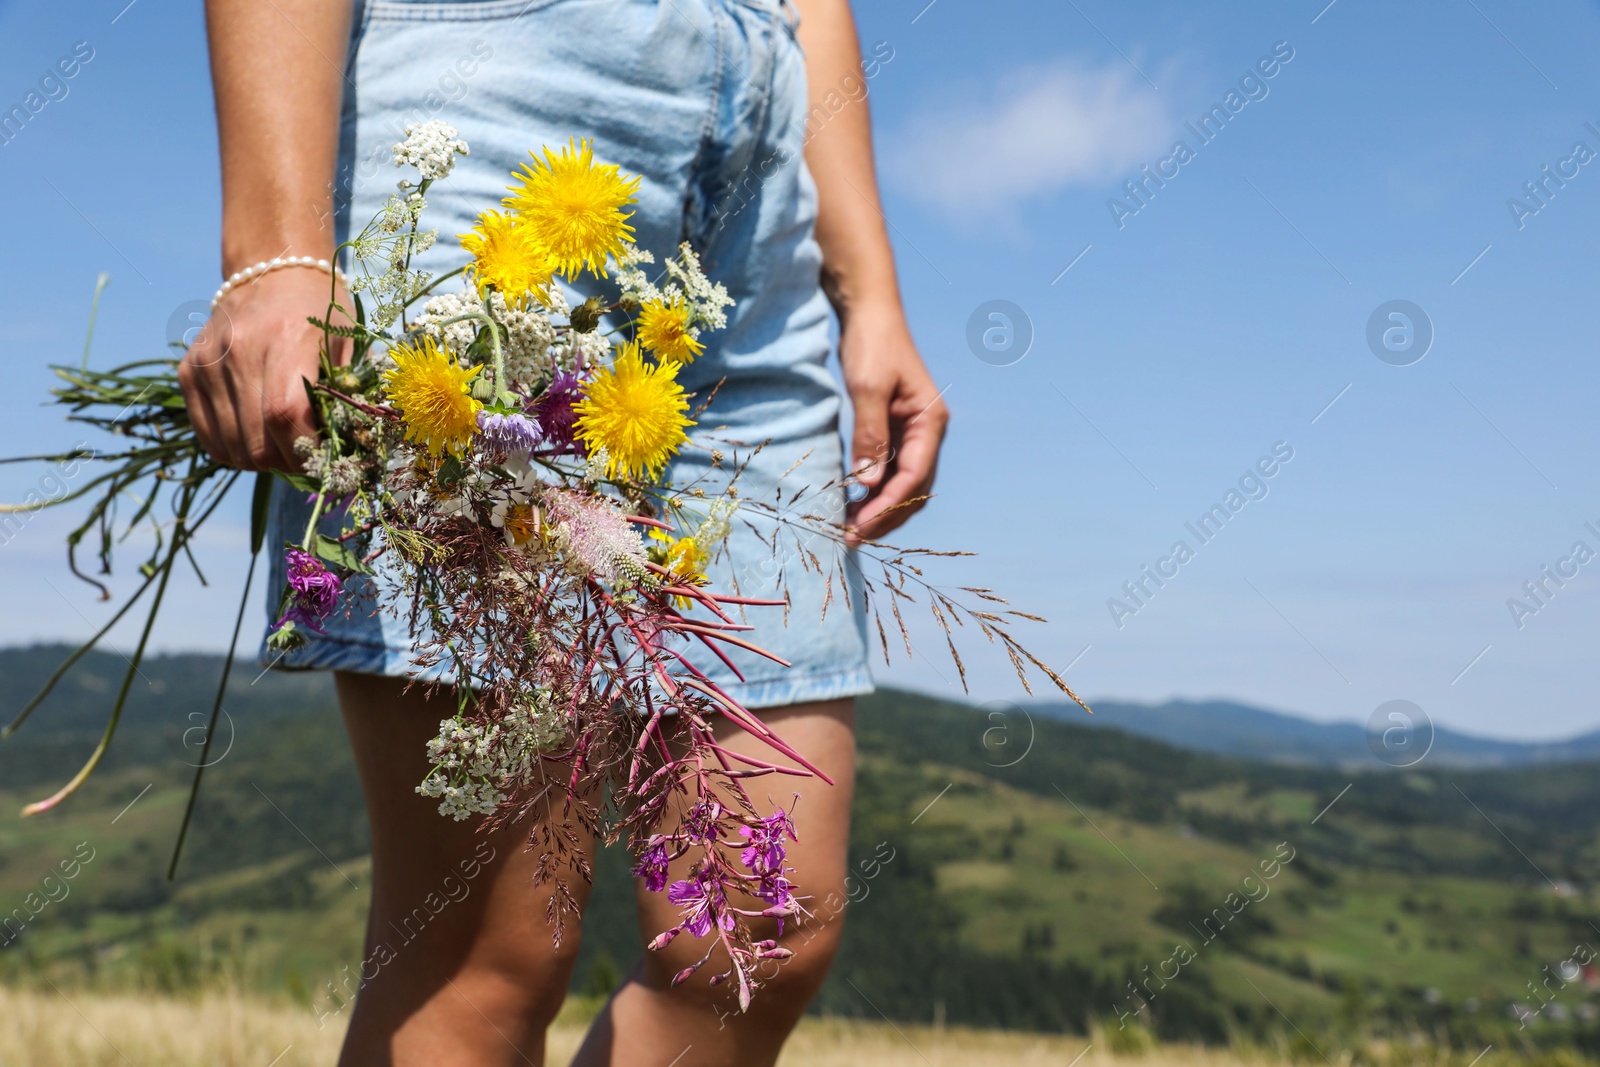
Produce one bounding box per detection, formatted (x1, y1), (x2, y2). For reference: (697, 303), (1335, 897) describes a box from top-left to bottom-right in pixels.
(840, 304), (948, 544)
(177, 268), (348, 472)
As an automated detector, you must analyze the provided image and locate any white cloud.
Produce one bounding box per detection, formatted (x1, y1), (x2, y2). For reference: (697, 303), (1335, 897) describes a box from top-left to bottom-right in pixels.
(883, 61), (1171, 216)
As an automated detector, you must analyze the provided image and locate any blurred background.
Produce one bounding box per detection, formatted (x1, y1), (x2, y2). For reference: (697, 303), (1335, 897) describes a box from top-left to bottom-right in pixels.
(2, 0), (1598, 1063)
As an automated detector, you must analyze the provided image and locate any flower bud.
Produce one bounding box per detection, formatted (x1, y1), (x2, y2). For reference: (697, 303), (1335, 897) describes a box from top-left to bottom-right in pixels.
(670, 965), (699, 987)
(647, 928), (681, 951)
(570, 295), (605, 334)
(266, 621), (307, 652)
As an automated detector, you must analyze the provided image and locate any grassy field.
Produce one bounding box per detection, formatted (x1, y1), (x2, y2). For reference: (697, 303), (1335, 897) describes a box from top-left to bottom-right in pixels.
(907, 766), (1597, 1015)
(0, 985), (1482, 1067)
(9, 984), (1600, 1067)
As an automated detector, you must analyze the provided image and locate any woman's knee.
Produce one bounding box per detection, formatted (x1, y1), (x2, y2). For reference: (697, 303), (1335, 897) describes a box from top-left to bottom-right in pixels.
(456, 927), (584, 1030)
(759, 905), (846, 1006)
(641, 903), (845, 1020)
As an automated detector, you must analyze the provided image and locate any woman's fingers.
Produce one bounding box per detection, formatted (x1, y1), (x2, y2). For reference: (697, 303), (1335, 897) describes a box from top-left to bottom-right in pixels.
(839, 315), (949, 544)
(177, 270), (339, 472)
(849, 395), (945, 541)
(178, 357), (228, 468)
(265, 330), (346, 471)
(256, 342), (316, 471)
(848, 378), (890, 491)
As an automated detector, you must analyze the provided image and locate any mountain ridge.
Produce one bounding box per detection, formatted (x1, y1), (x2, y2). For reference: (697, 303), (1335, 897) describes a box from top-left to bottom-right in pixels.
(1032, 695), (1600, 768)
(4, 641), (1594, 770)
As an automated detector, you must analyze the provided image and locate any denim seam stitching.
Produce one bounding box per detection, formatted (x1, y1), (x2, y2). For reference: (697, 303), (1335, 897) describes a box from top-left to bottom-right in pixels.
(678, 2), (729, 247)
(366, 0), (576, 23)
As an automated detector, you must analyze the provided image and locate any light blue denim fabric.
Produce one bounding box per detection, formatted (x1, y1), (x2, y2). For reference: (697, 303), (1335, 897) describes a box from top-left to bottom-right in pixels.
(261, 0), (873, 708)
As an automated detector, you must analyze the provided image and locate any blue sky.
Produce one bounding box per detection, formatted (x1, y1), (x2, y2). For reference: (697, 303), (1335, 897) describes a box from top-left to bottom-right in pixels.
(1, 0), (1597, 740)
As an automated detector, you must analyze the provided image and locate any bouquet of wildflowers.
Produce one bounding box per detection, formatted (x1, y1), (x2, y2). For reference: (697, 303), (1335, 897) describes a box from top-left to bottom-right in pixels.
(1, 121), (1086, 1008)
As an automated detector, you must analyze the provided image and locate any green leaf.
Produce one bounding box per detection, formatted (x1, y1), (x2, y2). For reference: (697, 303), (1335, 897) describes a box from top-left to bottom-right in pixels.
(250, 471), (273, 555)
(272, 470), (320, 494)
(305, 315), (369, 339)
(314, 533), (373, 575)
(436, 455), (466, 487)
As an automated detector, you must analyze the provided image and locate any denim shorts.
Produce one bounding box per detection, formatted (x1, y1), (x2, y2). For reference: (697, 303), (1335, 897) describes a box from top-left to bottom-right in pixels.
(260, 0), (874, 709)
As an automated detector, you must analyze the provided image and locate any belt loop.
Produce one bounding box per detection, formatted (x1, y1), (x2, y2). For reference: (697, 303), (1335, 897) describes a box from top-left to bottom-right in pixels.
(776, 0), (800, 33)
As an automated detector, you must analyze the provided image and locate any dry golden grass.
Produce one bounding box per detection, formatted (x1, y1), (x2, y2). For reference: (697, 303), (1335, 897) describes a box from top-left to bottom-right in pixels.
(767, 1017), (1261, 1067)
(0, 985), (1266, 1066)
(0, 985), (344, 1066)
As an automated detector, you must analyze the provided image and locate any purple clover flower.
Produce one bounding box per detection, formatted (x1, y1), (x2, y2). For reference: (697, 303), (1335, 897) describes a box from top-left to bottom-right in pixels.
(477, 409), (543, 458)
(535, 370), (585, 451)
(633, 837), (671, 893)
(275, 548), (342, 633)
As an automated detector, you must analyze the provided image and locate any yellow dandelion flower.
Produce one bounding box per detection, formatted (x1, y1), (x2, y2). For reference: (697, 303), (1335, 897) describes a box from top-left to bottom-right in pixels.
(505, 138), (641, 278)
(666, 536), (709, 580)
(383, 337), (483, 457)
(573, 341), (692, 482)
(459, 210), (555, 309)
(647, 527), (709, 606)
(636, 295), (705, 363)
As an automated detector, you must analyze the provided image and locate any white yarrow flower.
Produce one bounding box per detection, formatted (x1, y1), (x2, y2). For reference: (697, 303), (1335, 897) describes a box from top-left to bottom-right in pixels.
(393, 120), (470, 182)
(665, 242), (733, 330)
(414, 289), (483, 355)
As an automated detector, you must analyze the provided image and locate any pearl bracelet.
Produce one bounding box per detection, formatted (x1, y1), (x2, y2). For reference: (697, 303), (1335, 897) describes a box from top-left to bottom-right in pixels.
(211, 256), (348, 311)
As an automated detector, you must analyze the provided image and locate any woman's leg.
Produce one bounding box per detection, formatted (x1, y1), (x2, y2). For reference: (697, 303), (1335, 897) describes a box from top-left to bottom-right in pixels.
(571, 698), (857, 1067)
(334, 672), (594, 1067)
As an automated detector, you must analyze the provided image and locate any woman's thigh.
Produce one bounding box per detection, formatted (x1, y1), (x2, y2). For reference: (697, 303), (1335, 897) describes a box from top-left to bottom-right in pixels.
(335, 671), (597, 1064)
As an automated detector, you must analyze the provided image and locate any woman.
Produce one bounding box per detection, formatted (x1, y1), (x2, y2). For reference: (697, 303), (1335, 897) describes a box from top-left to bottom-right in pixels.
(178, 0), (946, 1062)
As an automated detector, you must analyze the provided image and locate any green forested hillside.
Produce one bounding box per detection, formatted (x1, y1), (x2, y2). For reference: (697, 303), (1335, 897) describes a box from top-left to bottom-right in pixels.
(3, 647), (1600, 1055)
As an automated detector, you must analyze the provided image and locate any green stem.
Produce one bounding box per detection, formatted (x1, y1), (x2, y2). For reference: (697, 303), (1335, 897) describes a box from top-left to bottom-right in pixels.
(434, 311), (509, 404)
(21, 465), (221, 816)
(81, 273), (111, 370)
(410, 265), (466, 304)
(167, 546), (259, 879)
(302, 491), (329, 551)
(398, 178), (433, 332)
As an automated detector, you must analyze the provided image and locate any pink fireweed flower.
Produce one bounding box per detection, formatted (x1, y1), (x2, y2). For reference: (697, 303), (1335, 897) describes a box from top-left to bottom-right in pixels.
(633, 836), (671, 893)
(682, 798), (724, 845)
(753, 870), (799, 912)
(668, 871), (734, 939)
(739, 809), (797, 874)
(275, 548), (343, 633)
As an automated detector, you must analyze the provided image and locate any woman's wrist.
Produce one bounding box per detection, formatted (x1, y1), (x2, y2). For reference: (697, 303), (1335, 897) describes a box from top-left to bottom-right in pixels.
(222, 230), (336, 277)
(834, 291), (908, 337)
(220, 186), (338, 276)
(822, 270), (904, 329)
